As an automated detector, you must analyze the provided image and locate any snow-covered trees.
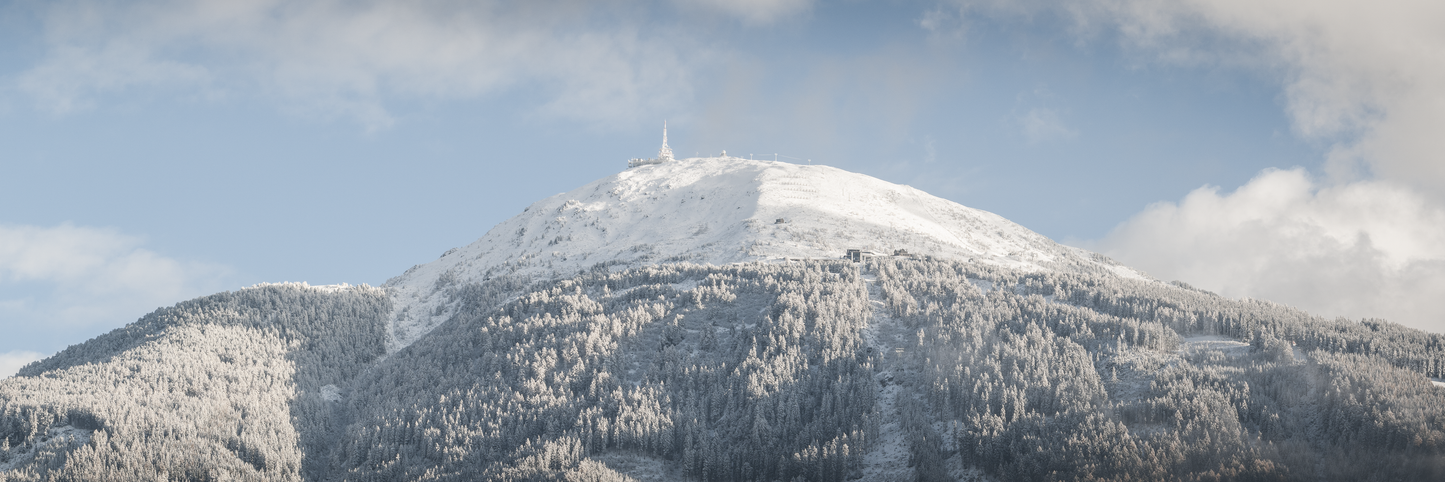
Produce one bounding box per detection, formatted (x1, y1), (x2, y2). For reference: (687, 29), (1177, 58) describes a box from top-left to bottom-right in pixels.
(4, 258), (1442, 481)
(331, 262), (875, 480)
(0, 284), (389, 481)
(874, 257), (1445, 481)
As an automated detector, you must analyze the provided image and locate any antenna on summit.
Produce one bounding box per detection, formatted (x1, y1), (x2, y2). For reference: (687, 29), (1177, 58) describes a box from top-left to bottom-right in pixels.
(659, 121), (673, 162)
(627, 121), (675, 169)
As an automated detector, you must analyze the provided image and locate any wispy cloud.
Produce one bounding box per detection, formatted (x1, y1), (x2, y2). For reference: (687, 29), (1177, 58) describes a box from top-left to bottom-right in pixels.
(1017, 107), (1077, 143)
(1010, 86), (1077, 144)
(677, 0), (815, 25)
(0, 223), (231, 353)
(15, 43), (212, 115)
(7, 0), (714, 129)
(919, 6), (967, 41)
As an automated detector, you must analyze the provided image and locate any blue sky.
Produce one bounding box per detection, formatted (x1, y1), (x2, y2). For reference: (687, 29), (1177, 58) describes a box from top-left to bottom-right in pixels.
(3, 0), (1443, 376)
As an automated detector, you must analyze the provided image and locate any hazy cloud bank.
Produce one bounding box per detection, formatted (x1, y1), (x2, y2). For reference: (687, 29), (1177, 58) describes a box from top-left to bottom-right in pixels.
(1094, 169), (1445, 332)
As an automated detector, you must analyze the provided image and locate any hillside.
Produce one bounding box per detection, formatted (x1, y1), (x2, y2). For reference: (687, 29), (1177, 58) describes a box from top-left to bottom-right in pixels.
(4, 159), (1445, 481)
(0, 283), (389, 481)
(384, 157), (1146, 350)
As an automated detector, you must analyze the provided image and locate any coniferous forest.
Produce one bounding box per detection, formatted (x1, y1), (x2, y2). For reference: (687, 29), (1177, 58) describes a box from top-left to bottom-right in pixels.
(3, 258), (1444, 481)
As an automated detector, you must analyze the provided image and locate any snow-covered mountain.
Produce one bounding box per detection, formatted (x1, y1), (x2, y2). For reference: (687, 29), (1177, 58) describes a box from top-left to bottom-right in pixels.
(384, 157), (1147, 349)
(8, 154), (1445, 482)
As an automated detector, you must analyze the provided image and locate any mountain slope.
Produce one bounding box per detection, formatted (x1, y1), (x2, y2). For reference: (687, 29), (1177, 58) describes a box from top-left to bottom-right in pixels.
(342, 260), (1445, 480)
(0, 284), (389, 481)
(383, 157), (1146, 350)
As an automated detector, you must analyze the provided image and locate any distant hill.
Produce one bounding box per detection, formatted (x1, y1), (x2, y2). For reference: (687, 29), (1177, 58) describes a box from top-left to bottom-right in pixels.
(4, 158), (1444, 481)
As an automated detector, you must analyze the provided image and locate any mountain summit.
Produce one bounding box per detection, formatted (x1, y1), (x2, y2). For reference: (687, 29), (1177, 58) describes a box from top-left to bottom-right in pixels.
(383, 157), (1143, 349)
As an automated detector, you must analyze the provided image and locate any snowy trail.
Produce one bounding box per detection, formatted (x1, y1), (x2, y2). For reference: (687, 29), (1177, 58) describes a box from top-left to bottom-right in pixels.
(858, 265), (915, 481)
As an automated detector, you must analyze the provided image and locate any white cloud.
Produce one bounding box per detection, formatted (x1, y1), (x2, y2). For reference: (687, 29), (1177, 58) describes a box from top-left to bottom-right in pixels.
(8, 0), (709, 129)
(0, 351), (44, 379)
(1093, 168), (1445, 332)
(0, 223), (230, 351)
(944, 1), (1445, 331)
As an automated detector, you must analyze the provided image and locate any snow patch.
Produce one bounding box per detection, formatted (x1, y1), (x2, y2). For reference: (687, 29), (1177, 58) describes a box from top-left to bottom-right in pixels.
(669, 279), (699, 293)
(586, 451), (683, 481)
(1430, 378), (1445, 389)
(320, 384), (343, 402)
(861, 383), (913, 481)
(1106, 264), (1153, 281)
(1105, 349), (1176, 404)
(1179, 335), (1251, 354)
(0, 425), (92, 471)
